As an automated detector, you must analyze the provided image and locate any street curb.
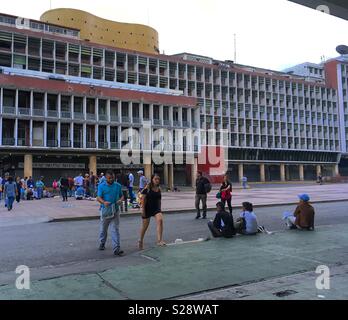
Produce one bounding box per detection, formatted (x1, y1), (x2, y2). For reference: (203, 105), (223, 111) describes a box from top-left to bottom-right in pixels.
(49, 198), (348, 223)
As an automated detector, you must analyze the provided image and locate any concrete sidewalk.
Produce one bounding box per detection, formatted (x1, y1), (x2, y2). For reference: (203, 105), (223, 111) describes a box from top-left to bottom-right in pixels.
(0, 183), (348, 224)
(1, 223), (347, 300)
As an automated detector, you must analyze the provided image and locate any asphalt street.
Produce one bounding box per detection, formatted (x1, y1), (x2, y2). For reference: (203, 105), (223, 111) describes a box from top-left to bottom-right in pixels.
(0, 201), (348, 284)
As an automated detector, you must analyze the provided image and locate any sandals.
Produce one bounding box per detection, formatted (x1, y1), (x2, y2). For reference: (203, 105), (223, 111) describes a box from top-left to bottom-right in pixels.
(157, 241), (167, 247)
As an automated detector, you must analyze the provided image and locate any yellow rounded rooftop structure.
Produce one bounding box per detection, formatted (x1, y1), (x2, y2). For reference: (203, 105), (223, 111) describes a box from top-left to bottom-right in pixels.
(40, 8), (159, 54)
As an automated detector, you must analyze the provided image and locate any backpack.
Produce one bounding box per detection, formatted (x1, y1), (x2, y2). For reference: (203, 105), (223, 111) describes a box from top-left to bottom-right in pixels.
(204, 182), (212, 193)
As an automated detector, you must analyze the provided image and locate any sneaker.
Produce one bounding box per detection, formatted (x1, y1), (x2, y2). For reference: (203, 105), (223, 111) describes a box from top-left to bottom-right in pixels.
(195, 215), (201, 220)
(99, 243), (105, 251)
(202, 215), (207, 220)
(114, 249), (124, 256)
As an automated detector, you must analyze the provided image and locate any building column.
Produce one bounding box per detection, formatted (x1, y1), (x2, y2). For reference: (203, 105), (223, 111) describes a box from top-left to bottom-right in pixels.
(168, 164), (174, 190)
(299, 164), (304, 181)
(191, 157), (198, 188)
(260, 164), (266, 182)
(280, 164), (286, 182)
(333, 164), (340, 177)
(164, 164), (169, 187)
(144, 164), (152, 180)
(316, 165), (322, 177)
(89, 155), (97, 175)
(238, 164), (244, 182)
(24, 154), (33, 178)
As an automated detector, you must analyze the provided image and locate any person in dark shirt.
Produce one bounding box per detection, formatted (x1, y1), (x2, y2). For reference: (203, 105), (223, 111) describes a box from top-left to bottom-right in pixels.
(195, 171), (211, 220)
(59, 175), (69, 202)
(138, 173), (166, 250)
(208, 202), (236, 238)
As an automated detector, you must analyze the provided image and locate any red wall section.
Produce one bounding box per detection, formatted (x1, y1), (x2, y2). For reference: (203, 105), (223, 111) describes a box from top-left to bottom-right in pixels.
(324, 60), (339, 89)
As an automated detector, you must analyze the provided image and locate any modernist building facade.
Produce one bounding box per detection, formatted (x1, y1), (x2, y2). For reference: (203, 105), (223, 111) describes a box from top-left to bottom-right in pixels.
(0, 9), (342, 185)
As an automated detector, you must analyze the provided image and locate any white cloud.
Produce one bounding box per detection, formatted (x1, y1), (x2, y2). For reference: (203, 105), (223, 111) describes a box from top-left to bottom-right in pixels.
(2, 0), (348, 70)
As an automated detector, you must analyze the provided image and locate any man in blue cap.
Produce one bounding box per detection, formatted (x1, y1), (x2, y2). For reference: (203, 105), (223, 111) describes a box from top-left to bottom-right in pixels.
(284, 194), (315, 231)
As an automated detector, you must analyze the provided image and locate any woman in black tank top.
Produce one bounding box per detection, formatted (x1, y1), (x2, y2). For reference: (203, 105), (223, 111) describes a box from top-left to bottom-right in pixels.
(138, 174), (166, 250)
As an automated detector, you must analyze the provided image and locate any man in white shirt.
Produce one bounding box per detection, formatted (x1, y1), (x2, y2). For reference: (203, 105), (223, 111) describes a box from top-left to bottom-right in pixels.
(74, 173), (84, 187)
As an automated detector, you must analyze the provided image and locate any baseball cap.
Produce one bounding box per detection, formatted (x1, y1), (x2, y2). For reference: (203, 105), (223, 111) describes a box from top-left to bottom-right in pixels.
(298, 194), (310, 202)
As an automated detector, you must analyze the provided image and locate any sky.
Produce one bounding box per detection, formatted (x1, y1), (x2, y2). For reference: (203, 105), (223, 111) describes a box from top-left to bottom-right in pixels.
(1, 0), (348, 71)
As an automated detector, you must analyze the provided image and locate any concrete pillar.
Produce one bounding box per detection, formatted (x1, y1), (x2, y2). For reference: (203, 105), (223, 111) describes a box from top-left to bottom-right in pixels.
(238, 164), (244, 182)
(260, 164), (266, 182)
(316, 165), (322, 177)
(299, 164), (304, 181)
(144, 164), (152, 180)
(191, 157), (198, 188)
(168, 164), (174, 190)
(164, 164), (169, 187)
(24, 154), (33, 178)
(333, 164), (339, 177)
(89, 155), (97, 175)
(280, 164), (286, 182)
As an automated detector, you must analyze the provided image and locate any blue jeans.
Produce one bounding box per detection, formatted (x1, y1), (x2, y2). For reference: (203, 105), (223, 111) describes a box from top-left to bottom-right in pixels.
(128, 186), (134, 202)
(7, 196), (14, 210)
(99, 210), (120, 252)
(37, 187), (43, 199)
(242, 182), (247, 189)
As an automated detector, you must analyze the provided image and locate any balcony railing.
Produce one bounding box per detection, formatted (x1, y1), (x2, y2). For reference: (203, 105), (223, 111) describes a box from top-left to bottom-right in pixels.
(110, 115), (119, 122)
(98, 142), (108, 149)
(86, 113), (96, 121)
(98, 114), (108, 122)
(47, 110), (58, 118)
(110, 142), (120, 149)
(74, 112), (84, 120)
(47, 140), (58, 147)
(33, 139), (44, 147)
(17, 138), (30, 146)
(33, 109), (45, 117)
(3, 106), (16, 114)
(73, 141), (82, 148)
(163, 120), (171, 126)
(182, 121), (190, 128)
(61, 111), (72, 119)
(133, 117), (141, 124)
(122, 116), (130, 123)
(60, 140), (71, 148)
(87, 141), (97, 148)
(18, 108), (31, 116)
(2, 138), (15, 146)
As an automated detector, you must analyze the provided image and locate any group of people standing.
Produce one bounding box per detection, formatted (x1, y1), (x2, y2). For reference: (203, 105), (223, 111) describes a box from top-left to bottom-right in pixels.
(0, 174), (47, 211)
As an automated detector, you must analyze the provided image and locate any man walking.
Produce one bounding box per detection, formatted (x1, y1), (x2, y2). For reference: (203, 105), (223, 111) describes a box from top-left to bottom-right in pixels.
(128, 170), (135, 204)
(35, 177), (45, 200)
(137, 170), (148, 193)
(97, 171), (124, 256)
(59, 175), (69, 202)
(195, 171), (211, 219)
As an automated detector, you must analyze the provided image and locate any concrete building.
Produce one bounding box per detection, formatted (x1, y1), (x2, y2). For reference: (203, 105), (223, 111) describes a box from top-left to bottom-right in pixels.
(0, 9), (342, 186)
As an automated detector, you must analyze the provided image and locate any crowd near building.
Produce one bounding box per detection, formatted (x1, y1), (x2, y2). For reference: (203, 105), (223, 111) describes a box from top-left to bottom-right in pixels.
(0, 8), (346, 187)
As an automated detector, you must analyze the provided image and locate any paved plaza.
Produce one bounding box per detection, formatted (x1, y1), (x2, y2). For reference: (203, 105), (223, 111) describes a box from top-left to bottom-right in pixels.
(0, 183), (348, 226)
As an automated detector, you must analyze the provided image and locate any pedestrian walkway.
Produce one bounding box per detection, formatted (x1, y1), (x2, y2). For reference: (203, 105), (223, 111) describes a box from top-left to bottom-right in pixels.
(0, 183), (347, 224)
(1, 223), (347, 300)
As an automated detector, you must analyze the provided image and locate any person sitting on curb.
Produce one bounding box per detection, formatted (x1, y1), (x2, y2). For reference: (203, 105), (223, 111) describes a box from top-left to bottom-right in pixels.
(283, 194), (315, 231)
(234, 202), (258, 235)
(207, 202), (236, 238)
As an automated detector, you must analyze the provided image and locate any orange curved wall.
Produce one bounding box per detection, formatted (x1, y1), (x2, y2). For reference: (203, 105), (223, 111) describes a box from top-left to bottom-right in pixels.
(40, 8), (160, 54)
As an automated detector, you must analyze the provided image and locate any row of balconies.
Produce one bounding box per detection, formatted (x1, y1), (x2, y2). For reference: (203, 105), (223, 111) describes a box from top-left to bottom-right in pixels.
(0, 137), (199, 152)
(1, 106), (198, 128)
